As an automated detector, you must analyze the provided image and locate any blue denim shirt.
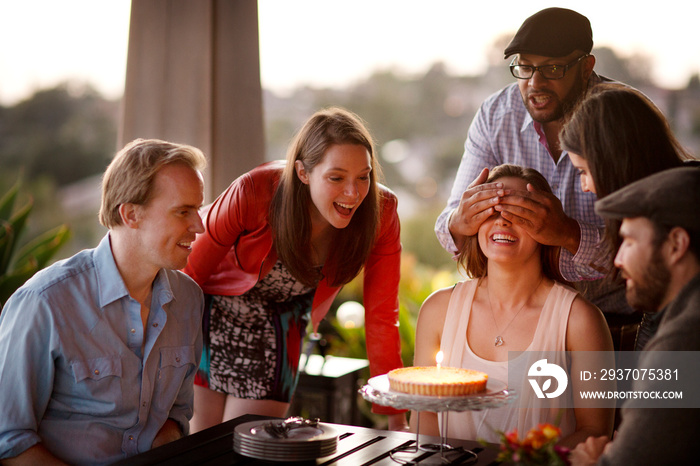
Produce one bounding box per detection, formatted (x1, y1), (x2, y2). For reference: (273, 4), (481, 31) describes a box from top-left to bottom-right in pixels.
(0, 234), (203, 465)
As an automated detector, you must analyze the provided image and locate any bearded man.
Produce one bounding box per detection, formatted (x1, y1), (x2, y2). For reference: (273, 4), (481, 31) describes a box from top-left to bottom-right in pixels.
(570, 166), (700, 465)
(435, 7), (635, 319)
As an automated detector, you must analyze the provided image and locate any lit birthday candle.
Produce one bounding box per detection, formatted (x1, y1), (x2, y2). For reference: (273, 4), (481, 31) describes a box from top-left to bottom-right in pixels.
(436, 350), (443, 372)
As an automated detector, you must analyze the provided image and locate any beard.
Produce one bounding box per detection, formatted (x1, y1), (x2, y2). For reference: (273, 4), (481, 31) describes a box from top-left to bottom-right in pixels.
(524, 74), (588, 124)
(624, 246), (671, 313)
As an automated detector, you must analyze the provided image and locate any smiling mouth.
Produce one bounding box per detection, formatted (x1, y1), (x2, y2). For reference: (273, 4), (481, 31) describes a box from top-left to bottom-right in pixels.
(177, 241), (193, 250)
(334, 202), (355, 216)
(491, 233), (517, 244)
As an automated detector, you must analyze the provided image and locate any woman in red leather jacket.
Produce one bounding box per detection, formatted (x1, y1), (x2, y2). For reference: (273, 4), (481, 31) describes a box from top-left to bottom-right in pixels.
(183, 107), (407, 431)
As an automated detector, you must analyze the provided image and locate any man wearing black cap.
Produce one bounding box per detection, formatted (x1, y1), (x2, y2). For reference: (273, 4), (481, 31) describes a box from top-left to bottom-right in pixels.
(435, 8), (631, 316)
(570, 166), (700, 465)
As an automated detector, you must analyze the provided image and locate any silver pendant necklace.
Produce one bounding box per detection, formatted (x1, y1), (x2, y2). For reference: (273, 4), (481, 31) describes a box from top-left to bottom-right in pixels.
(487, 276), (544, 347)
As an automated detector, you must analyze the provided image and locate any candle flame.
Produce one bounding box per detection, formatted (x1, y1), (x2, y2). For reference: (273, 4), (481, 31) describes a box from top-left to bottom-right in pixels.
(436, 350), (443, 369)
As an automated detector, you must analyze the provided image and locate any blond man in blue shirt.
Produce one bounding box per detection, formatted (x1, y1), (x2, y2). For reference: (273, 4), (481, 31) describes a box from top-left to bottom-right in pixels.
(0, 139), (207, 465)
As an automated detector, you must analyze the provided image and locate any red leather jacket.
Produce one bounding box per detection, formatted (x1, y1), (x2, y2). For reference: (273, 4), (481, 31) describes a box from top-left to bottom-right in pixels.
(184, 161), (403, 413)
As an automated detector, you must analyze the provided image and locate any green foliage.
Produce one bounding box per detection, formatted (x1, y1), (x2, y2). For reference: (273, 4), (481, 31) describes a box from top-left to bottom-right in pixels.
(322, 251), (463, 367)
(0, 182), (71, 308)
(400, 203), (455, 269)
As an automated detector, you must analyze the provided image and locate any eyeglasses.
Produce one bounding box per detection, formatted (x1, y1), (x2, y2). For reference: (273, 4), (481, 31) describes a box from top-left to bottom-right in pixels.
(510, 54), (589, 80)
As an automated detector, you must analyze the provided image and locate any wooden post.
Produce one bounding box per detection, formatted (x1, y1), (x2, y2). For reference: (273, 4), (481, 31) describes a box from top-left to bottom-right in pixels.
(120, 0), (265, 201)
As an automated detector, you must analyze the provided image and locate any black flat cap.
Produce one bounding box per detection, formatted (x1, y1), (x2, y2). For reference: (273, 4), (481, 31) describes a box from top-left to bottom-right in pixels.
(595, 167), (700, 232)
(504, 7), (593, 58)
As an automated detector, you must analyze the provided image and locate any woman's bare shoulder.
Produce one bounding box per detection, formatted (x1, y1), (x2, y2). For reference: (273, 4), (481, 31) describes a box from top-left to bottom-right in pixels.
(567, 293), (614, 351)
(420, 285), (456, 316)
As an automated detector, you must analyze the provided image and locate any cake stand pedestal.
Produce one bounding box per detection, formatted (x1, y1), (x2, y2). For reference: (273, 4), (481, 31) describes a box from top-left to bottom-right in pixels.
(360, 375), (517, 465)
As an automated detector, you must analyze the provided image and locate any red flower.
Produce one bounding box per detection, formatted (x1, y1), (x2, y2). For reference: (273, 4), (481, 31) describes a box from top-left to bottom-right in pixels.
(484, 423), (570, 465)
(540, 423), (561, 441)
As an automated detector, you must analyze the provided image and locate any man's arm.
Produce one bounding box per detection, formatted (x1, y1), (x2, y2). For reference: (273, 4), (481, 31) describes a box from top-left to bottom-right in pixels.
(152, 419), (183, 449)
(0, 291), (56, 463)
(1, 444), (68, 466)
(559, 221), (608, 280)
(569, 435), (611, 466)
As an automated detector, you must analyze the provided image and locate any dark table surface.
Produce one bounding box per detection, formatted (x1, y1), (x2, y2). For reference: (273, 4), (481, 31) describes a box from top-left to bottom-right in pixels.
(113, 414), (501, 465)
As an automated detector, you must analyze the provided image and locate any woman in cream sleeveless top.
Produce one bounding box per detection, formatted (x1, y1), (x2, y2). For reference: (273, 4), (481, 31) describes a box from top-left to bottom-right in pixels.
(438, 278), (576, 443)
(411, 165), (614, 448)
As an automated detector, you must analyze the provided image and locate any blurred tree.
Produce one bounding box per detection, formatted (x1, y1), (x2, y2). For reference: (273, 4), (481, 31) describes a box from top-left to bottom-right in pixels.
(401, 203), (455, 269)
(0, 83), (118, 187)
(592, 46), (653, 86)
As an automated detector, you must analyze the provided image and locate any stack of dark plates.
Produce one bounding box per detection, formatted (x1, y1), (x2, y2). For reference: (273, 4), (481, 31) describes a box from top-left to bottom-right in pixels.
(233, 419), (338, 462)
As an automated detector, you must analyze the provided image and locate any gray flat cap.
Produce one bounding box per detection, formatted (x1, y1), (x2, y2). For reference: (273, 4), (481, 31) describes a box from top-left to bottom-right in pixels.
(595, 166), (700, 231)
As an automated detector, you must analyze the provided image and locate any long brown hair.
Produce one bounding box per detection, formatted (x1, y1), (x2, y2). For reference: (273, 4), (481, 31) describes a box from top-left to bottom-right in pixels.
(457, 164), (567, 284)
(559, 83), (692, 275)
(269, 107), (382, 287)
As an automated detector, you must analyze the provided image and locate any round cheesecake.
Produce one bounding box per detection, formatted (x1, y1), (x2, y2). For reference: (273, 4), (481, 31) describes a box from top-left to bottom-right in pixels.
(387, 366), (488, 396)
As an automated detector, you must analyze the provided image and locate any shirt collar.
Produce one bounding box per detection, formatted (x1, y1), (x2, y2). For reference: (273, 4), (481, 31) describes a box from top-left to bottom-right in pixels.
(94, 233), (130, 308)
(153, 268), (175, 306)
(94, 233), (176, 309)
(520, 111), (534, 134)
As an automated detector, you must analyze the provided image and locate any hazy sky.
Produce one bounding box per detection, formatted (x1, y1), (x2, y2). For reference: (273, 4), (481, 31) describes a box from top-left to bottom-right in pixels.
(1, 1), (699, 105)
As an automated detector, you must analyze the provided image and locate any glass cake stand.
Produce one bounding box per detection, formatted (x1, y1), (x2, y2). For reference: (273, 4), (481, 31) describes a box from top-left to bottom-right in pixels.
(360, 374), (517, 465)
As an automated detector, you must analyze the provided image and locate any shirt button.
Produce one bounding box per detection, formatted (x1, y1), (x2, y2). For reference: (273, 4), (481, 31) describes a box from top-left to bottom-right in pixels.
(153, 323), (159, 328)
(131, 328), (136, 334)
(94, 370), (100, 375)
(142, 402), (147, 407)
(176, 357), (181, 363)
(129, 435), (134, 441)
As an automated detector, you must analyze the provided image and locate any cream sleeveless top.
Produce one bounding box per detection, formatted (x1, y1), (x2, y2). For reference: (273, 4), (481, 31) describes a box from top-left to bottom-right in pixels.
(438, 279), (577, 443)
